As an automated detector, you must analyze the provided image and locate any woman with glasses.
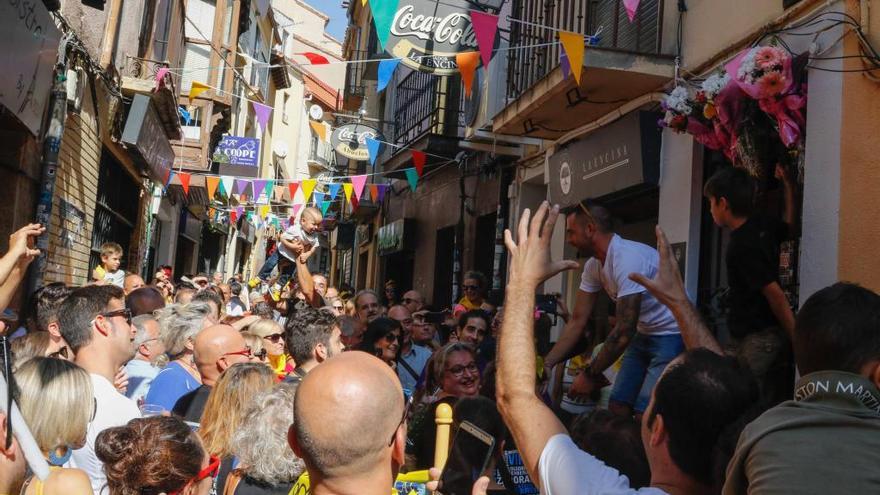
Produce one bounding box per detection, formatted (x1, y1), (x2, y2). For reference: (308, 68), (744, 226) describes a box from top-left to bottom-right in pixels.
(198, 363), (275, 491)
(16, 357), (94, 495)
(241, 332), (270, 364)
(356, 317), (403, 368)
(97, 416), (214, 495)
(244, 319), (292, 380)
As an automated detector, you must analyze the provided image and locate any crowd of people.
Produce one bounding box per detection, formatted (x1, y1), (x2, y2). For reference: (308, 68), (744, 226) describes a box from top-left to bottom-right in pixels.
(0, 166), (876, 495)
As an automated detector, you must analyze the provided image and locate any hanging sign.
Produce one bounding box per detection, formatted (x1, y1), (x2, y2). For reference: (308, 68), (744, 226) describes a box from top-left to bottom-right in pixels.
(385, 0), (502, 75)
(331, 123), (384, 161)
(213, 135), (261, 178)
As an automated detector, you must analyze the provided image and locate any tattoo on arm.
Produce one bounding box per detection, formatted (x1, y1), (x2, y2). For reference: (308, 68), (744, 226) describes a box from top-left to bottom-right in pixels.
(591, 294), (642, 374)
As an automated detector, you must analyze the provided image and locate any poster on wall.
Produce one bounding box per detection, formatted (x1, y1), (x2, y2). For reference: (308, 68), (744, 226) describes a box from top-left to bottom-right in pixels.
(385, 0), (504, 75)
(331, 123), (383, 161)
(213, 135), (261, 177)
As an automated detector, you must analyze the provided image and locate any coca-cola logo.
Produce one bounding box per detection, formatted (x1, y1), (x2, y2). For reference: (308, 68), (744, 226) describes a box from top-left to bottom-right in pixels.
(337, 127), (377, 145)
(331, 123), (384, 161)
(391, 5), (477, 49)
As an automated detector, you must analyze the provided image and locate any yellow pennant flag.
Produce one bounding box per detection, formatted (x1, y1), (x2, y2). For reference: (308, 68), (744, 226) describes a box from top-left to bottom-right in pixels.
(300, 179), (317, 204)
(259, 205), (271, 219)
(189, 81), (211, 102)
(342, 183), (354, 204)
(206, 176), (220, 200)
(559, 31), (585, 85)
(309, 120), (327, 141)
(361, 0), (367, 5)
(456, 52), (480, 97)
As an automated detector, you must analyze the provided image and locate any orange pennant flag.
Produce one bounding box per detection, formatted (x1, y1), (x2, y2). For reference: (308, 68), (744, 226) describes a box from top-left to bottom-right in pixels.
(178, 172), (191, 196)
(309, 121), (327, 141)
(456, 52), (480, 97)
(188, 81), (210, 102)
(369, 184), (379, 202)
(206, 176), (220, 200)
(559, 31), (585, 85)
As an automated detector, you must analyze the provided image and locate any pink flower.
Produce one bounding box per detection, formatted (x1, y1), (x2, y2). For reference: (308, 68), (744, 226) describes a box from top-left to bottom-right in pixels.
(755, 47), (783, 68)
(757, 72), (786, 97)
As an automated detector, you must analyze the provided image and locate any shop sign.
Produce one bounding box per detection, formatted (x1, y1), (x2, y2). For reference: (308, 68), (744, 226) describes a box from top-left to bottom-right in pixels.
(386, 0), (503, 75)
(121, 94), (175, 183)
(213, 136), (261, 167)
(548, 111), (661, 206)
(377, 219), (414, 256)
(331, 123), (383, 161)
(1, 0), (62, 135)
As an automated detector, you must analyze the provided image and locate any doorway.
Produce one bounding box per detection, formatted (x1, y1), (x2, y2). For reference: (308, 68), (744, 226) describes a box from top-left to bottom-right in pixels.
(433, 226), (455, 309)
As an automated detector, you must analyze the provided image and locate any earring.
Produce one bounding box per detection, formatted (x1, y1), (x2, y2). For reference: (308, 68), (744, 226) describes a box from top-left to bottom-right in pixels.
(48, 445), (72, 466)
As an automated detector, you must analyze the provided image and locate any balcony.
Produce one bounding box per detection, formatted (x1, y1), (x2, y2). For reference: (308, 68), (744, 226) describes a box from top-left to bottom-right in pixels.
(495, 0), (675, 140)
(121, 56), (182, 140)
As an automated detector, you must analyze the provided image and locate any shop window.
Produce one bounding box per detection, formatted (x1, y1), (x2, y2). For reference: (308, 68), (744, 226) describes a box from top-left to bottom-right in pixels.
(89, 150), (141, 272)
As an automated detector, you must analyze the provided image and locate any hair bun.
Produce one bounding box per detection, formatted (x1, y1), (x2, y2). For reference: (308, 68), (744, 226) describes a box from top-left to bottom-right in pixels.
(95, 425), (137, 464)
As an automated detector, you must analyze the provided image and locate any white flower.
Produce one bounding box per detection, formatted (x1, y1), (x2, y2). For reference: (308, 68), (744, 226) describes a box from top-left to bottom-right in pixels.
(737, 49), (758, 83)
(665, 86), (693, 114)
(702, 72), (730, 97)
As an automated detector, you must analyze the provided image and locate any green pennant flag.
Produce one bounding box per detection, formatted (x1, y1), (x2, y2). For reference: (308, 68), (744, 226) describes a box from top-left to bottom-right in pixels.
(369, 0), (399, 50)
(320, 199), (332, 216)
(404, 168), (419, 192)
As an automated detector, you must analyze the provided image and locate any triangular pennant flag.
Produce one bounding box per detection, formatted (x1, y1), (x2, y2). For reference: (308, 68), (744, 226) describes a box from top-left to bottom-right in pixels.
(235, 179), (251, 196)
(369, 0), (399, 49)
(252, 102), (273, 133)
(300, 179), (317, 203)
(320, 198), (332, 216)
(624, 0), (641, 22)
(350, 195), (360, 211)
(290, 203), (302, 220)
(155, 67), (169, 90)
(220, 176), (235, 198)
(178, 172), (191, 196)
(376, 184), (388, 203)
(404, 168), (419, 192)
(163, 169), (174, 187)
(351, 175), (368, 201)
(366, 137), (381, 168)
(273, 185), (285, 201)
(252, 179), (268, 203)
(265, 180), (275, 201)
(312, 192), (324, 208)
(377, 58), (401, 92)
(230, 209), (238, 224)
(559, 31), (585, 85)
(456, 52), (480, 97)
(188, 81), (210, 102)
(297, 52), (330, 65)
(342, 183), (354, 204)
(470, 11), (499, 69)
(259, 205), (271, 219)
(412, 150), (426, 177)
(560, 50), (571, 79)
(327, 183), (341, 201)
(206, 176), (220, 199)
(288, 182), (299, 202)
(369, 184), (379, 203)
(309, 121), (327, 141)
(236, 206), (245, 220)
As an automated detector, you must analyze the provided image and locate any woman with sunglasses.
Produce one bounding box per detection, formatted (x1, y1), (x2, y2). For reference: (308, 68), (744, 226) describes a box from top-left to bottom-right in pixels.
(356, 317), (403, 368)
(16, 357), (94, 495)
(241, 332), (270, 364)
(97, 416), (215, 495)
(244, 319), (292, 380)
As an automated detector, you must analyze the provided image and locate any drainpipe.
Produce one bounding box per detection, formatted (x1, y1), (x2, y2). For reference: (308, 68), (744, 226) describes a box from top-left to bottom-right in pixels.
(28, 35), (70, 294)
(452, 169), (465, 304)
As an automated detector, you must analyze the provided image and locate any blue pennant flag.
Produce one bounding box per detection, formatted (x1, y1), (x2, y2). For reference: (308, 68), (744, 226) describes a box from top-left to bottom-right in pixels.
(377, 58), (401, 92)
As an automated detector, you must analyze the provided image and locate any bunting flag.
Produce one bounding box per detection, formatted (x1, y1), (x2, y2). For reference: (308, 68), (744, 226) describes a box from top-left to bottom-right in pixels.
(259, 205), (271, 219)
(288, 182), (300, 202)
(252, 179), (269, 203)
(351, 175), (368, 201)
(327, 183), (341, 201)
(309, 121), (327, 141)
(264, 180), (275, 202)
(178, 172), (191, 196)
(560, 50), (571, 79)
(290, 203), (302, 220)
(300, 179), (317, 204)
(470, 11), (499, 69)
(273, 185), (285, 201)
(297, 52), (330, 65)
(155, 67), (169, 90)
(376, 184), (388, 203)
(412, 150), (426, 177)
(235, 179), (251, 196)
(624, 0), (641, 22)
(559, 31), (585, 85)
(350, 195), (360, 211)
(252, 102), (273, 133)
(220, 176), (235, 198)
(206, 176), (220, 199)
(377, 58), (401, 92)
(456, 52), (480, 97)
(230, 209), (238, 224)
(236, 206), (245, 221)
(366, 137), (381, 168)
(313, 192), (324, 208)
(178, 107), (192, 126)
(404, 168), (419, 192)
(163, 169), (174, 187)
(342, 183), (354, 204)
(319, 196), (332, 216)
(369, 184), (379, 202)
(188, 81), (210, 102)
(369, 0), (399, 50)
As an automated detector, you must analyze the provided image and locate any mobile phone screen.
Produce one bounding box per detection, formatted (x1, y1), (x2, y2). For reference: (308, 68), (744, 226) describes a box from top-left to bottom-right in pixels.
(438, 421), (496, 495)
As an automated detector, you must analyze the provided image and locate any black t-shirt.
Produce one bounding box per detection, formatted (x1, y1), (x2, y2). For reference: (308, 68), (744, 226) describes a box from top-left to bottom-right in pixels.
(726, 215), (789, 337)
(172, 384), (213, 423)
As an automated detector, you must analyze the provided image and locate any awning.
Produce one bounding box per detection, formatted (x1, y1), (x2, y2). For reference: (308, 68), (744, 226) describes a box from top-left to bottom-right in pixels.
(304, 71), (340, 110)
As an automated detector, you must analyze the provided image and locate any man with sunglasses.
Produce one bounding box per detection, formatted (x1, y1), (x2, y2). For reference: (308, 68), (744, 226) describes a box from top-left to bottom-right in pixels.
(172, 324), (251, 423)
(389, 305), (431, 395)
(401, 290), (425, 314)
(57, 285), (140, 494)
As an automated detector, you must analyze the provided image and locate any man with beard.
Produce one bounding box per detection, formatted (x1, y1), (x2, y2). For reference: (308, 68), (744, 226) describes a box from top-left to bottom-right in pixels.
(355, 289), (382, 324)
(124, 315), (167, 405)
(283, 308), (346, 384)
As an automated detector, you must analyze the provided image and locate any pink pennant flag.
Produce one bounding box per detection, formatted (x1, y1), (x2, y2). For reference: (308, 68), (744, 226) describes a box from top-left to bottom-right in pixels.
(252, 102), (273, 133)
(290, 203), (302, 221)
(624, 0), (641, 22)
(155, 68), (169, 89)
(470, 11), (499, 69)
(350, 175), (368, 201)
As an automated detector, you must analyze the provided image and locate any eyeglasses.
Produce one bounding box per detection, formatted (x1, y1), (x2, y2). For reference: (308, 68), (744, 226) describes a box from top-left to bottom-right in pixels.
(383, 333), (401, 343)
(387, 395), (414, 447)
(221, 347), (252, 359)
(446, 362), (479, 378)
(263, 333), (284, 343)
(100, 308), (132, 326)
(170, 454), (220, 495)
(333, 305), (344, 311)
(48, 346), (70, 359)
(464, 325), (487, 336)
(462, 285), (479, 291)
(194, 279), (209, 286)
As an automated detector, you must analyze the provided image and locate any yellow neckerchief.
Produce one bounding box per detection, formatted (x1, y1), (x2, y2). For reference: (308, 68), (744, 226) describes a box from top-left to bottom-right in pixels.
(289, 470), (430, 495)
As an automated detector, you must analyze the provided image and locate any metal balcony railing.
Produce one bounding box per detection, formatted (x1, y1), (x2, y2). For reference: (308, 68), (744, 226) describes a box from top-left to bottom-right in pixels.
(124, 56), (178, 96)
(507, 0), (665, 101)
(344, 50), (368, 98)
(392, 70), (463, 148)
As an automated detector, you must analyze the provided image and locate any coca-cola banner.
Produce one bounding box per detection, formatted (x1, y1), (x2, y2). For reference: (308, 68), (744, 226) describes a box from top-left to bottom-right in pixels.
(331, 123), (384, 161)
(386, 0), (502, 75)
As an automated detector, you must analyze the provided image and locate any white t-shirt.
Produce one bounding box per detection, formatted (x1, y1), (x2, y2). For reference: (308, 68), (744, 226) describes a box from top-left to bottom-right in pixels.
(278, 223), (321, 261)
(539, 434), (668, 495)
(70, 374), (141, 495)
(580, 235), (679, 335)
(103, 269), (125, 288)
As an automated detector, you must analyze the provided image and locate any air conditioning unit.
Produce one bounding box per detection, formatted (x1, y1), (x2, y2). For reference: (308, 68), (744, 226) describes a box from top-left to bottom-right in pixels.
(66, 67), (86, 112)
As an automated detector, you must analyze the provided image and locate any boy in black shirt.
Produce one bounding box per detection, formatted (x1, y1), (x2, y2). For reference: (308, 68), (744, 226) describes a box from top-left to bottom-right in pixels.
(704, 165), (796, 403)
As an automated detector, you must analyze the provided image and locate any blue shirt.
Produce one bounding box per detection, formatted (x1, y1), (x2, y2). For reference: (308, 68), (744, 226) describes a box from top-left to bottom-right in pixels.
(144, 361), (200, 411)
(124, 359), (159, 405)
(397, 344), (432, 395)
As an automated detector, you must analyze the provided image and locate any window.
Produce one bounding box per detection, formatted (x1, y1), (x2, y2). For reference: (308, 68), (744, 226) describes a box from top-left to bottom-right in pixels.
(185, 0), (216, 41)
(90, 150), (141, 272)
(152, 0), (174, 61)
(181, 42), (211, 92)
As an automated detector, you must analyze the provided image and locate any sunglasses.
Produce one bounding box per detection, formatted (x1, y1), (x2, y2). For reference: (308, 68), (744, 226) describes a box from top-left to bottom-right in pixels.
(170, 454), (220, 495)
(402, 298), (420, 304)
(462, 285), (479, 291)
(263, 333), (284, 343)
(100, 308), (132, 326)
(48, 346), (70, 359)
(387, 395), (414, 447)
(383, 333), (402, 343)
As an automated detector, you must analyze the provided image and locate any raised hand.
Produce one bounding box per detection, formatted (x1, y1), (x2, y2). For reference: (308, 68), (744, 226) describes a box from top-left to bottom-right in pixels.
(628, 226), (688, 308)
(8, 223), (44, 262)
(504, 201), (579, 288)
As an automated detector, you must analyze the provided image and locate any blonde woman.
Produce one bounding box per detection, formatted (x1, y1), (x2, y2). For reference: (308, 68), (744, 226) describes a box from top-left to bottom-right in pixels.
(244, 319), (291, 379)
(199, 363), (275, 490)
(17, 357), (94, 494)
(241, 331), (269, 364)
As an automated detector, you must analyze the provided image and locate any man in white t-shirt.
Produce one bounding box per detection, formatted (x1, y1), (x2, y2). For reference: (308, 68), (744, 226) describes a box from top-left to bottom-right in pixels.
(543, 201), (683, 418)
(496, 202), (758, 495)
(58, 285), (141, 495)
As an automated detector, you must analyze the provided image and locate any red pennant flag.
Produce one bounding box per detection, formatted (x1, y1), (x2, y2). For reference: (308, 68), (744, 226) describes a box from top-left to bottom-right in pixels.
(288, 182), (299, 201)
(412, 150), (427, 177)
(297, 52), (329, 65)
(470, 11), (499, 69)
(179, 172), (191, 196)
(230, 210), (238, 224)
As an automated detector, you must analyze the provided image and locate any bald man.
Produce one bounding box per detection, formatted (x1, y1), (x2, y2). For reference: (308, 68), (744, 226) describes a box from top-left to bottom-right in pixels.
(291, 352), (407, 495)
(123, 273), (145, 295)
(126, 286), (166, 317)
(402, 290), (424, 314)
(172, 324), (250, 423)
